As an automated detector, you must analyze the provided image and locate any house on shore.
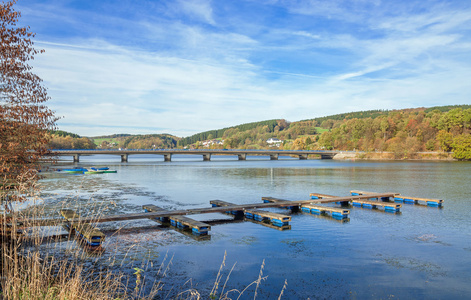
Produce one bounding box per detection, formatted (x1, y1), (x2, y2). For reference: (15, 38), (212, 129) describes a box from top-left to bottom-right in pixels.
(266, 138), (282, 147)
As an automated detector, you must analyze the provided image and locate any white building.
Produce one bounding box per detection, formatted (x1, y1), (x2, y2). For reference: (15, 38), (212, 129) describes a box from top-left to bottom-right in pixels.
(266, 138), (282, 146)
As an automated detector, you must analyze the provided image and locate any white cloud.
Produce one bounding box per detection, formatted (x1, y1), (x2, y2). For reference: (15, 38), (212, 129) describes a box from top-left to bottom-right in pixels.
(176, 0), (216, 25)
(21, 0), (471, 137)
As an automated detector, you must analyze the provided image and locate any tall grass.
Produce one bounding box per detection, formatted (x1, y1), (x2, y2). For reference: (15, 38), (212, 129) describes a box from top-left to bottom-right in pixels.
(1, 198), (127, 299)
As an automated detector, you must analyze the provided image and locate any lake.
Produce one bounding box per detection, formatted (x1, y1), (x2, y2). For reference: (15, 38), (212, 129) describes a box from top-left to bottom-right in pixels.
(36, 155), (471, 299)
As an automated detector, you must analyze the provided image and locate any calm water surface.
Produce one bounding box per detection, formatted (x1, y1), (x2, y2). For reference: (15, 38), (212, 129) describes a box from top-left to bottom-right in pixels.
(36, 155), (471, 299)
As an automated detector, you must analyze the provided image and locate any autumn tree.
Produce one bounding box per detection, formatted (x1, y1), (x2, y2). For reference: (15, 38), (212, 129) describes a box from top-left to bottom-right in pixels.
(1, 0), (57, 201)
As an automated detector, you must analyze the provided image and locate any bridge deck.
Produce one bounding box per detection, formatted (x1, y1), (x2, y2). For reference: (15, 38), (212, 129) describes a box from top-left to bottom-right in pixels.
(51, 149), (340, 162)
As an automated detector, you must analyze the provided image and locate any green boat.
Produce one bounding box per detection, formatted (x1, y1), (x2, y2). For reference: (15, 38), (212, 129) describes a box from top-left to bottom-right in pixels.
(64, 170), (84, 174)
(102, 170), (117, 173)
(84, 170), (104, 174)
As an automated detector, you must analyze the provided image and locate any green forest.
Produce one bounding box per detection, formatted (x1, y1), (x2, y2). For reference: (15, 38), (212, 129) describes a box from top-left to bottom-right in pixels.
(48, 105), (471, 160)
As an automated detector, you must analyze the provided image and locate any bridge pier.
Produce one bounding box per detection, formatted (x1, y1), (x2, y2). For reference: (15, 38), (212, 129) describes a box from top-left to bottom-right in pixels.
(320, 154), (335, 159)
(164, 154), (172, 162)
(270, 154), (279, 160)
(203, 154), (211, 161)
(238, 154), (247, 160)
(299, 154), (308, 160)
(121, 154), (128, 162)
(73, 154), (80, 163)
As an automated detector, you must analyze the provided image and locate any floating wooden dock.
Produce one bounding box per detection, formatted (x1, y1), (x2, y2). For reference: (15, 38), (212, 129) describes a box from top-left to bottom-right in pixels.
(143, 204), (170, 222)
(263, 196), (350, 219)
(169, 216), (211, 235)
(309, 193), (336, 200)
(143, 204), (210, 235)
(12, 190), (445, 245)
(393, 196), (444, 207)
(50, 193), (395, 225)
(210, 200), (291, 227)
(350, 199), (401, 213)
(350, 190), (443, 207)
(300, 204), (350, 219)
(60, 209), (105, 248)
(245, 217), (291, 231)
(309, 192), (401, 213)
(209, 200), (244, 216)
(22, 192), (421, 229)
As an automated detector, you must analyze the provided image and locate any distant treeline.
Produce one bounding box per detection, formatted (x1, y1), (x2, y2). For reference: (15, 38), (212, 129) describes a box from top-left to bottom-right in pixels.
(122, 134), (178, 149)
(424, 104), (471, 113)
(307, 109), (389, 124)
(91, 133), (132, 139)
(49, 130), (81, 139)
(47, 131), (96, 149)
(50, 105), (471, 160)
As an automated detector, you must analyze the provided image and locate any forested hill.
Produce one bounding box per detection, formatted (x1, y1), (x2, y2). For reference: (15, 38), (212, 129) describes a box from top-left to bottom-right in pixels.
(50, 105), (471, 160)
(181, 105), (471, 160)
(305, 105), (471, 124)
(178, 119), (282, 147)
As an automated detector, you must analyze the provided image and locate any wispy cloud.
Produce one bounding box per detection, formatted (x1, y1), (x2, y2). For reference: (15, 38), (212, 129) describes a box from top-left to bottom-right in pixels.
(15, 0), (471, 136)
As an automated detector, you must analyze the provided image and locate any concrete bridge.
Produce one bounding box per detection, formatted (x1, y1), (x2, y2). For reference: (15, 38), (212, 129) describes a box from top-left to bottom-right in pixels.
(51, 149), (340, 162)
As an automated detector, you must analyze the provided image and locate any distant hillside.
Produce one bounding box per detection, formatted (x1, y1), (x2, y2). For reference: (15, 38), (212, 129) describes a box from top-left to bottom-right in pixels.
(48, 130), (96, 149)
(49, 130), (81, 139)
(305, 104), (471, 125)
(91, 133), (179, 149)
(178, 119), (283, 147)
(54, 105), (471, 159)
(91, 133), (132, 139)
(180, 105), (471, 160)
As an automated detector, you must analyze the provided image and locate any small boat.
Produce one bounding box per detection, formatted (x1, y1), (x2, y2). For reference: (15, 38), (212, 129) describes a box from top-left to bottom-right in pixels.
(84, 170), (104, 174)
(91, 167), (109, 171)
(102, 170), (117, 173)
(60, 168), (88, 173)
(64, 170), (85, 174)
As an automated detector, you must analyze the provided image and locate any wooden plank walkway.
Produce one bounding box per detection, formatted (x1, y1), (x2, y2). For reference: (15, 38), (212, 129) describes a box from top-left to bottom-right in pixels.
(143, 204), (210, 235)
(143, 204), (171, 222)
(21, 193), (397, 225)
(244, 218), (291, 231)
(309, 192), (401, 213)
(393, 196), (444, 207)
(350, 199), (401, 213)
(265, 195), (350, 219)
(169, 216), (211, 235)
(351, 190), (443, 207)
(60, 209), (105, 247)
(300, 204), (350, 219)
(210, 200), (291, 227)
(309, 193), (336, 199)
(350, 190), (399, 201)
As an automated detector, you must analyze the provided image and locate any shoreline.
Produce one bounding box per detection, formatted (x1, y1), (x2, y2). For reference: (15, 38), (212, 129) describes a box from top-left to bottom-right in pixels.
(332, 151), (456, 161)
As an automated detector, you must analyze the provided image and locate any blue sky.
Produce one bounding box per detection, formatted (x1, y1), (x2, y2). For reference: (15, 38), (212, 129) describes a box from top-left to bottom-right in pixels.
(15, 0), (471, 137)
